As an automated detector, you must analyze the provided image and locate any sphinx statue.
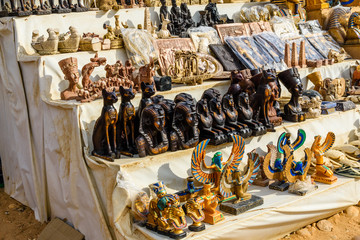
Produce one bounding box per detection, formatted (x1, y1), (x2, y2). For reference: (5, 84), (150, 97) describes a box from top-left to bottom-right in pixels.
(345, 12), (360, 45)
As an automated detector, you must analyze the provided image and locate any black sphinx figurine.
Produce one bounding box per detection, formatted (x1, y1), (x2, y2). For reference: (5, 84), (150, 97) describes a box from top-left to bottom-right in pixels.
(250, 70), (276, 132)
(92, 88), (120, 161)
(49, 0), (71, 13)
(116, 86), (137, 157)
(278, 68), (306, 122)
(8, 0), (32, 16)
(136, 104), (169, 157)
(152, 95), (176, 136)
(196, 98), (227, 145)
(170, 100), (199, 151)
(202, 88), (238, 142)
(222, 93), (252, 138)
(237, 92), (267, 136)
(174, 92), (196, 106)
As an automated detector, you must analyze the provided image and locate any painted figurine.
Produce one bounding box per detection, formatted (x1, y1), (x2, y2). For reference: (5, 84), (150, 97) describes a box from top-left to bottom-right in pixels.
(152, 95), (176, 137)
(136, 104), (169, 157)
(116, 86), (136, 157)
(197, 183), (224, 225)
(191, 135), (245, 201)
(146, 182), (187, 239)
(278, 68), (306, 122)
(92, 88), (120, 161)
(311, 132), (337, 184)
(183, 197), (205, 232)
(133, 192), (150, 224)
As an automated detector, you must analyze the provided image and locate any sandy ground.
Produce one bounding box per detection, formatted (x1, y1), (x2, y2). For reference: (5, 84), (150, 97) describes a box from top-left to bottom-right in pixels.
(0, 187), (359, 240)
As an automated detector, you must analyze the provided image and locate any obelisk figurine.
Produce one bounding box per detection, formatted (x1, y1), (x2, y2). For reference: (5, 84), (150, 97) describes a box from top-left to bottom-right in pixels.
(291, 42), (299, 68)
(299, 41), (307, 68)
(284, 43), (291, 67)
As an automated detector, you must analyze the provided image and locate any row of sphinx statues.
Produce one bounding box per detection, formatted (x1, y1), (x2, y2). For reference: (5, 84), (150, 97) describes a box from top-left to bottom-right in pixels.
(92, 66), (306, 160)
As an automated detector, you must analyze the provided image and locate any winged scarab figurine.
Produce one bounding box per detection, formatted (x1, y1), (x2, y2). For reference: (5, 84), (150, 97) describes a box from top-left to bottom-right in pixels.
(191, 135), (245, 201)
(283, 144), (312, 183)
(311, 132), (337, 184)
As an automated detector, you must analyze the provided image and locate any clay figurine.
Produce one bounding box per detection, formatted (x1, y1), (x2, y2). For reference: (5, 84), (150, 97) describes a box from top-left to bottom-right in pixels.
(278, 68), (306, 122)
(197, 183), (224, 225)
(58, 26), (81, 53)
(219, 150), (263, 215)
(92, 88), (120, 161)
(191, 135), (245, 203)
(136, 104), (169, 157)
(157, 15), (172, 39)
(311, 132), (337, 184)
(169, 100), (199, 151)
(237, 92), (267, 136)
(58, 57), (81, 100)
(196, 98), (227, 145)
(300, 90), (322, 119)
(116, 86), (137, 157)
(81, 53), (107, 89)
(204, 1), (233, 26)
(158, 0), (174, 34)
(268, 79), (282, 127)
(146, 182), (187, 239)
(31, 28), (59, 55)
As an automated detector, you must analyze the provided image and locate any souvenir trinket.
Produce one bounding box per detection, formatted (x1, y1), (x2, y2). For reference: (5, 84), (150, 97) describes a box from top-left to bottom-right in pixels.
(159, 0), (173, 33)
(97, 0), (120, 11)
(58, 57), (80, 100)
(133, 192), (150, 224)
(198, 183), (224, 225)
(325, 7), (351, 45)
(300, 90), (322, 119)
(68, 0), (88, 12)
(252, 154), (270, 187)
(321, 101), (336, 114)
(184, 197), (205, 232)
(214, 23), (249, 43)
(31, 0), (52, 15)
(116, 86), (136, 157)
(263, 129), (306, 191)
(31, 29), (59, 55)
(146, 182), (187, 239)
(81, 53), (107, 89)
(169, 100), (199, 151)
(167, 0), (194, 37)
(250, 70), (277, 131)
(157, 15), (172, 39)
(278, 68), (305, 122)
(191, 135), (244, 201)
(58, 26), (81, 53)
(204, 2), (233, 27)
(219, 150), (264, 215)
(153, 76), (172, 91)
(209, 44), (244, 71)
(335, 100), (356, 111)
(345, 12), (360, 45)
(136, 104), (169, 157)
(49, 0), (71, 13)
(79, 33), (102, 52)
(8, 0), (32, 16)
(92, 88), (120, 161)
(103, 23), (123, 49)
(268, 79), (282, 127)
(152, 95), (175, 140)
(311, 132), (337, 184)
(136, 82), (155, 120)
(175, 177), (203, 202)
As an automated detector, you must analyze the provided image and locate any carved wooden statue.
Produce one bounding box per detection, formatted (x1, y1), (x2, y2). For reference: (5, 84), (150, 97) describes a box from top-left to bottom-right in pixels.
(222, 93), (252, 138)
(116, 86), (136, 157)
(137, 82), (156, 120)
(237, 92), (267, 136)
(152, 95), (176, 139)
(170, 100), (199, 151)
(196, 98), (227, 146)
(136, 104), (169, 157)
(278, 68), (306, 122)
(92, 88), (120, 161)
(268, 80), (282, 127)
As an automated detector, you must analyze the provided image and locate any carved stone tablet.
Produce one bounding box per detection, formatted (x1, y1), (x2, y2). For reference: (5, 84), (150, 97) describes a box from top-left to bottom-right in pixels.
(209, 44), (244, 71)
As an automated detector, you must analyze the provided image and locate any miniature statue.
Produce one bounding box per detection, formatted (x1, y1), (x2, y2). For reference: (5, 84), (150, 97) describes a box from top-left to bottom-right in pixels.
(31, 0), (52, 15)
(222, 93), (252, 138)
(58, 26), (81, 53)
(180, 3), (194, 34)
(132, 192), (150, 224)
(183, 197), (205, 232)
(31, 28), (59, 55)
(202, 89), (238, 141)
(125, 60), (139, 91)
(197, 98), (227, 145)
(8, 0), (32, 16)
(48, 0), (71, 13)
(97, 0), (120, 11)
(116, 86), (136, 157)
(154, 76), (172, 92)
(204, 1), (233, 26)
(159, 0), (174, 33)
(345, 12), (360, 45)
(169, 0), (183, 36)
(278, 68), (305, 122)
(67, 0), (88, 12)
(58, 57), (81, 101)
(250, 70), (277, 131)
(311, 132), (337, 184)
(92, 88), (120, 161)
(252, 154), (270, 187)
(284, 43), (291, 67)
(197, 10), (210, 27)
(169, 100), (199, 151)
(175, 176), (203, 202)
(291, 42), (298, 68)
(325, 7), (351, 45)
(237, 92), (267, 136)
(152, 95), (175, 142)
(299, 40), (307, 68)
(136, 104), (169, 157)
(103, 24), (123, 49)
(136, 58), (156, 87)
(227, 70), (244, 100)
(268, 79), (282, 127)
(146, 182), (187, 239)
(191, 135), (245, 202)
(157, 15), (172, 39)
(219, 150), (263, 215)
(197, 183), (224, 225)
(81, 53), (107, 89)
(300, 90), (322, 119)
(263, 129), (306, 191)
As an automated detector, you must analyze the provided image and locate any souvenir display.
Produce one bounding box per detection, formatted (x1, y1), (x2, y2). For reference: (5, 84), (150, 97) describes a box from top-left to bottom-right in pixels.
(116, 86), (136, 157)
(81, 53), (107, 89)
(169, 100), (199, 151)
(31, 28), (59, 55)
(263, 129), (306, 191)
(311, 132), (337, 184)
(209, 44), (245, 71)
(136, 103), (169, 157)
(250, 70), (277, 131)
(92, 88), (120, 161)
(219, 150), (264, 215)
(146, 182), (187, 239)
(58, 26), (81, 53)
(156, 38), (196, 76)
(307, 33), (349, 60)
(278, 68), (306, 122)
(300, 90), (322, 119)
(345, 12), (360, 45)
(285, 36), (325, 63)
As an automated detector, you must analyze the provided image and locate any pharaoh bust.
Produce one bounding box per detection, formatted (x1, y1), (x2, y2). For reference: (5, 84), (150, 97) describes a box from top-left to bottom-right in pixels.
(58, 57), (80, 100)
